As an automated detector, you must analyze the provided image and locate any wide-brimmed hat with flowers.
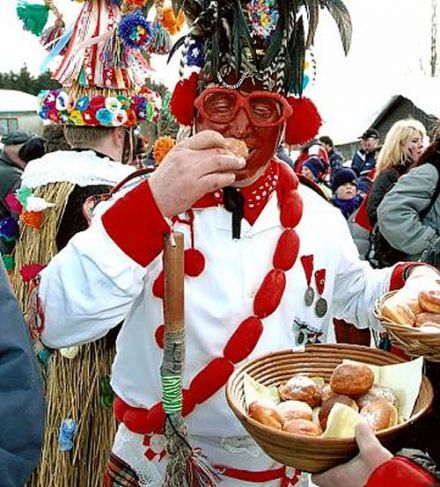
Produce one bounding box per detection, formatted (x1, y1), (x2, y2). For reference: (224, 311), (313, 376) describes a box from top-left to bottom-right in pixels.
(17, 0), (187, 127)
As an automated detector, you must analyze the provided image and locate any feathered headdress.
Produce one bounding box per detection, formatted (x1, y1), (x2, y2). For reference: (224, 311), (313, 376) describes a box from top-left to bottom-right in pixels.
(169, 0), (352, 144)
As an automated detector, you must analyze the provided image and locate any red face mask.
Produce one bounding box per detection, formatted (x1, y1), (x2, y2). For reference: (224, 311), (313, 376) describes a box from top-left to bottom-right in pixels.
(194, 87), (291, 183)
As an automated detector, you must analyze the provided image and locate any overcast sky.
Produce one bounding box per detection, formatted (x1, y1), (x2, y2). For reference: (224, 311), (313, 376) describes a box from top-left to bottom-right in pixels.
(1, 0), (437, 141)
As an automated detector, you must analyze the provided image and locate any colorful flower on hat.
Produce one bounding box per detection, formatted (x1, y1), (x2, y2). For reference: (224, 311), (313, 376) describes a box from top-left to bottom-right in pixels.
(245, 0), (279, 40)
(112, 110), (128, 126)
(118, 11), (153, 50)
(125, 108), (137, 126)
(69, 110), (85, 126)
(105, 97), (122, 112)
(89, 95), (106, 111)
(117, 95), (132, 110)
(76, 96), (90, 112)
(56, 91), (74, 112)
(96, 108), (114, 126)
(82, 109), (98, 126)
(48, 108), (61, 123)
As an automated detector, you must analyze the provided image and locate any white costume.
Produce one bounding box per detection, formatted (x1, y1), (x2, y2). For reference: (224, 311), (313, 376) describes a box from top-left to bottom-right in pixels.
(38, 160), (403, 486)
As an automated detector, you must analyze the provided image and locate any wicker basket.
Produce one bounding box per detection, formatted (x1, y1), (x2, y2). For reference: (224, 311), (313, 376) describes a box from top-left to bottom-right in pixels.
(375, 291), (440, 362)
(226, 344), (433, 474)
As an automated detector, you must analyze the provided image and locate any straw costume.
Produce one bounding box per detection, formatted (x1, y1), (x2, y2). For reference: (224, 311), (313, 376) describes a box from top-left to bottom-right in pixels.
(35, 1), (426, 486)
(13, 0), (164, 485)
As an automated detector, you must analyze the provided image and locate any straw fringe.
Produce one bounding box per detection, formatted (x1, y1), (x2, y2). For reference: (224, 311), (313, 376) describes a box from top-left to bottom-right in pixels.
(11, 183), (116, 487)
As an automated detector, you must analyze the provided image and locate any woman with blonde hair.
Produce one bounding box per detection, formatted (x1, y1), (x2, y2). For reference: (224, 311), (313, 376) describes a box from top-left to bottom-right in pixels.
(366, 119), (425, 268)
(367, 119), (425, 226)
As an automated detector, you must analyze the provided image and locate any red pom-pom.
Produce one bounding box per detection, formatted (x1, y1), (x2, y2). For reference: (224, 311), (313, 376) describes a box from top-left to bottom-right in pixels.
(155, 324), (164, 349)
(123, 406), (151, 434)
(284, 97), (322, 146)
(113, 397), (130, 423)
(184, 248), (205, 277)
(280, 191), (303, 229)
(170, 72), (199, 126)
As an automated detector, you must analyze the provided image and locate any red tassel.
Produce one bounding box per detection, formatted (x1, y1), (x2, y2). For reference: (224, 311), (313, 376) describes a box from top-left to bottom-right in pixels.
(284, 97), (322, 146)
(170, 72), (199, 126)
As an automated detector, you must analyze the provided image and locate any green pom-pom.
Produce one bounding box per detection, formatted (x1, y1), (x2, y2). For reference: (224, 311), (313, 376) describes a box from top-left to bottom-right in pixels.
(16, 1), (49, 36)
(2, 254), (15, 271)
(16, 186), (33, 207)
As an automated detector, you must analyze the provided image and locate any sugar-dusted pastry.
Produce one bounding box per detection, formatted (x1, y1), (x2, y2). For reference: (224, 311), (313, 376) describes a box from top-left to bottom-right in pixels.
(360, 398), (398, 431)
(279, 374), (322, 407)
(276, 400), (314, 422)
(357, 384), (399, 409)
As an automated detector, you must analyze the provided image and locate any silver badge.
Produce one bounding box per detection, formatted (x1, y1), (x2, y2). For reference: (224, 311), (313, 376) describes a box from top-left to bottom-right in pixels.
(304, 286), (315, 306)
(315, 297), (328, 318)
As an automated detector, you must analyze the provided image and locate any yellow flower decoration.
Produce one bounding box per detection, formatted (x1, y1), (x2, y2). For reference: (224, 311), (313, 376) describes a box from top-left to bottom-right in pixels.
(69, 110), (85, 126)
(153, 136), (175, 164)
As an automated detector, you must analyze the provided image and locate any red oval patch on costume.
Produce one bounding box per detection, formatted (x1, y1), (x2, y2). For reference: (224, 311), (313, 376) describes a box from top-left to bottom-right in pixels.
(253, 269), (286, 318)
(273, 229), (300, 271)
(280, 191), (303, 229)
(184, 248), (205, 277)
(190, 358), (235, 405)
(155, 325), (164, 349)
(223, 316), (264, 364)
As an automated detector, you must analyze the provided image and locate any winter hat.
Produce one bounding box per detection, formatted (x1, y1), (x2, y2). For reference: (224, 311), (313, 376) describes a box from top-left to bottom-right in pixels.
(303, 156), (325, 180)
(332, 168), (358, 193)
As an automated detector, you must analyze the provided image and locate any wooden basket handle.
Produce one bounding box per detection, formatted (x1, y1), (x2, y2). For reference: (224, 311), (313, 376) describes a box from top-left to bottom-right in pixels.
(163, 232), (184, 334)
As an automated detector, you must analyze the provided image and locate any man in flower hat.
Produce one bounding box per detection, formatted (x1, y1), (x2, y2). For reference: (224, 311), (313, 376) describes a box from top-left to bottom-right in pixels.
(13, 0), (163, 485)
(37, 1), (440, 486)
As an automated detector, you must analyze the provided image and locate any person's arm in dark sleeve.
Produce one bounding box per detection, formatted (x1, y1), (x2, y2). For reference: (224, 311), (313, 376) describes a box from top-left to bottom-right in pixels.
(366, 170), (397, 226)
(0, 262), (45, 486)
(56, 184), (111, 251)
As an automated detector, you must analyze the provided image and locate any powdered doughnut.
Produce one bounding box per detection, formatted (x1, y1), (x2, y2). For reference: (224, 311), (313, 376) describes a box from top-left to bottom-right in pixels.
(276, 400), (313, 422)
(279, 375), (322, 407)
(360, 398), (398, 431)
(357, 384), (399, 409)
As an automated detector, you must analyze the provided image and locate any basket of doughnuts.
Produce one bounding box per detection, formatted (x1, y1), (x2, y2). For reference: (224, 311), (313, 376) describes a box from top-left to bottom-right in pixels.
(375, 288), (440, 362)
(226, 344), (433, 473)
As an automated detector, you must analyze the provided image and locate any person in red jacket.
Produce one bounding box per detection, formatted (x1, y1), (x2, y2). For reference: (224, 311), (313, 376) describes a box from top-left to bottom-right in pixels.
(312, 422), (439, 487)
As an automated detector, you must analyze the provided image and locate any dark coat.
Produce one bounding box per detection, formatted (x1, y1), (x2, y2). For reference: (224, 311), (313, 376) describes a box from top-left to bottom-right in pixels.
(0, 151), (22, 220)
(0, 262), (45, 486)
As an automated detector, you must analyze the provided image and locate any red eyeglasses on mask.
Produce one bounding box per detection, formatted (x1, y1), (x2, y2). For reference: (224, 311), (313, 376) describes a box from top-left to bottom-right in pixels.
(194, 87), (293, 128)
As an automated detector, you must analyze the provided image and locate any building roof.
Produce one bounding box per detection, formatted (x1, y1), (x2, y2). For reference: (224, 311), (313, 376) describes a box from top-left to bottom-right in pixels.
(0, 89), (37, 113)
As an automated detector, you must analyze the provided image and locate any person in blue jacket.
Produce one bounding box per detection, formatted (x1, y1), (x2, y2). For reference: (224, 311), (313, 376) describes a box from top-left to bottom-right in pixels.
(0, 261), (45, 486)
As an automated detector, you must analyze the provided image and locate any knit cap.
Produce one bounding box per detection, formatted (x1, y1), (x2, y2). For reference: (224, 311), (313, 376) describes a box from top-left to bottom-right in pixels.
(332, 167), (358, 192)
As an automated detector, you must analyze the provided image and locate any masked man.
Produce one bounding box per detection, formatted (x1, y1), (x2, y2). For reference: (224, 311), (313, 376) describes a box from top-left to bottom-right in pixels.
(37, 1), (439, 486)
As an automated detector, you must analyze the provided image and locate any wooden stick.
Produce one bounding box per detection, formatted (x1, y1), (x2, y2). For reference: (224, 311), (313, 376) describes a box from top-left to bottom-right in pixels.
(163, 232), (184, 334)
